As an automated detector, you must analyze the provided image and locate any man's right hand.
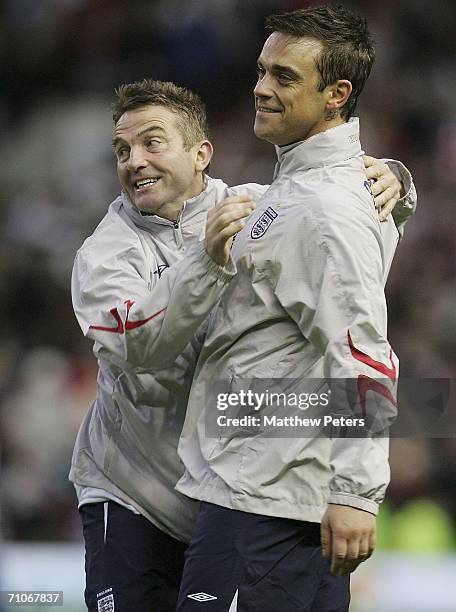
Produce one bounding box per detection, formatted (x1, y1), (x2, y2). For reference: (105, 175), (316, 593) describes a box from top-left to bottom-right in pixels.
(321, 503), (376, 576)
(205, 195), (256, 266)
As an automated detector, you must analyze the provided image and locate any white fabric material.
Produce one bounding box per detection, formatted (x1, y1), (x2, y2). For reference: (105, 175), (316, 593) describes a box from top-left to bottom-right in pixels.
(70, 177), (268, 543)
(103, 502), (108, 544)
(386, 159), (417, 237)
(76, 485), (140, 514)
(228, 590), (238, 612)
(177, 119), (402, 521)
(71, 143), (416, 539)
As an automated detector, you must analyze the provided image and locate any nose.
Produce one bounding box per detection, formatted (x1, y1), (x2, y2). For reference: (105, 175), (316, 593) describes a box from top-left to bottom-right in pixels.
(254, 73), (273, 100)
(127, 146), (147, 172)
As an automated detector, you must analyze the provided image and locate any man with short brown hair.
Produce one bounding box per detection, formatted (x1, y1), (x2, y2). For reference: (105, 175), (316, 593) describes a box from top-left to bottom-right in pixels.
(71, 78), (261, 612)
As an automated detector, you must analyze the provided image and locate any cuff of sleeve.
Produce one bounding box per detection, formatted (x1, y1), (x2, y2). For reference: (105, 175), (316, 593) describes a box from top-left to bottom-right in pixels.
(384, 158), (416, 210)
(383, 159), (417, 235)
(328, 492), (379, 516)
(384, 159), (412, 198)
(196, 241), (237, 283)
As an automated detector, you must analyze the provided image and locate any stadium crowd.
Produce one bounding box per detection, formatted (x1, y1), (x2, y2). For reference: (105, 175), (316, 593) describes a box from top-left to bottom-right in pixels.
(0, 0), (455, 552)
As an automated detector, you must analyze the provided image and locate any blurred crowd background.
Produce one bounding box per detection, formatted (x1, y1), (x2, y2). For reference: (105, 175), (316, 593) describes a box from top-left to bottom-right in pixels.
(0, 0), (455, 563)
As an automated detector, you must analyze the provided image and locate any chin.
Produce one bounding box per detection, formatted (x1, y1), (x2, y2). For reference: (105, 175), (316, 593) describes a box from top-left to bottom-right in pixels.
(255, 131), (280, 146)
(135, 200), (159, 214)
(254, 124), (272, 142)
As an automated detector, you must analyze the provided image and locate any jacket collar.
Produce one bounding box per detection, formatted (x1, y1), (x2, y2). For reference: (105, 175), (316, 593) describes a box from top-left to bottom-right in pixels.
(120, 175), (212, 232)
(273, 118), (362, 179)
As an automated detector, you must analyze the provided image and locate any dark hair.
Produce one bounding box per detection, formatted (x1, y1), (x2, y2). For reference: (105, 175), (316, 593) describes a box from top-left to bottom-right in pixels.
(266, 4), (375, 119)
(112, 78), (209, 149)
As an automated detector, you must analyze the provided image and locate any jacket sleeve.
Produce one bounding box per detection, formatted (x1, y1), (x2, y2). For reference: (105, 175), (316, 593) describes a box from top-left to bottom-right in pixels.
(384, 159), (417, 237)
(226, 183), (270, 200)
(72, 240), (236, 371)
(272, 196), (398, 515)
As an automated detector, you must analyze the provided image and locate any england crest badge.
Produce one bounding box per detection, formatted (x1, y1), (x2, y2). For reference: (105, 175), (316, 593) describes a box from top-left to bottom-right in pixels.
(251, 206), (278, 239)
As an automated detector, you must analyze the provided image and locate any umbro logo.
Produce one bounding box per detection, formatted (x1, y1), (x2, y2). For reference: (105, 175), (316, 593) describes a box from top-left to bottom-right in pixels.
(363, 179), (373, 197)
(154, 264), (169, 278)
(187, 592), (218, 602)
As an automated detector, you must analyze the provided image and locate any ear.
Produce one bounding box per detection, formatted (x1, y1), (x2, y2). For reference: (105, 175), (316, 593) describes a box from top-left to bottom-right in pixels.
(325, 79), (353, 115)
(194, 140), (213, 173)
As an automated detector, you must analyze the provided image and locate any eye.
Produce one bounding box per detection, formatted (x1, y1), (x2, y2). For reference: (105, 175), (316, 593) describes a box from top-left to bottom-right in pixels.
(146, 138), (162, 149)
(116, 147), (129, 162)
(277, 73), (292, 85)
(256, 66), (266, 79)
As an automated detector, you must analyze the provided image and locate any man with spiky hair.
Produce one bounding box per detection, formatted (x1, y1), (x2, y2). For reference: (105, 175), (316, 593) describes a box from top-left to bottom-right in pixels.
(176, 5), (415, 610)
(71, 78), (262, 612)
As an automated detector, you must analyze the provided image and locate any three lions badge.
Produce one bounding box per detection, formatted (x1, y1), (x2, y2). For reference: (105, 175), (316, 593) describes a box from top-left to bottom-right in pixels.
(251, 206), (278, 239)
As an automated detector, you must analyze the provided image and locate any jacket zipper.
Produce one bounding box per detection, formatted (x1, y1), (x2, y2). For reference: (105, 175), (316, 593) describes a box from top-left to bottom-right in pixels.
(173, 219), (184, 249)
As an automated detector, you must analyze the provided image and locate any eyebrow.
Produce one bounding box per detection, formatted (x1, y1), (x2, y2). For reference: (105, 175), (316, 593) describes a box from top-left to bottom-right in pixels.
(112, 126), (167, 149)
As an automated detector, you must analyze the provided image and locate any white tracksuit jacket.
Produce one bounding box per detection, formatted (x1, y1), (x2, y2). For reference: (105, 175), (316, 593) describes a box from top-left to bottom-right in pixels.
(177, 119), (415, 521)
(70, 178), (267, 543)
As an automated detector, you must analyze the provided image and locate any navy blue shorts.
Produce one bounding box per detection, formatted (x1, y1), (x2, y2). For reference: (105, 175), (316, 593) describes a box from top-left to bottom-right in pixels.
(177, 502), (350, 612)
(80, 501), (187, 612)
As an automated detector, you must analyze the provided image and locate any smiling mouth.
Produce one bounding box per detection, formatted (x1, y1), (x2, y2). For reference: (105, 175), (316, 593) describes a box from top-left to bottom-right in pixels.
(256, 106), (281, 114)
(134, 178), (160, 191)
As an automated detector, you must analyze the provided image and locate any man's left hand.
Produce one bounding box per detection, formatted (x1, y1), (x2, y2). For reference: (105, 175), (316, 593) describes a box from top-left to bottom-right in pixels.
(321, 503), (376, 576)
(363, 155), (402, 222)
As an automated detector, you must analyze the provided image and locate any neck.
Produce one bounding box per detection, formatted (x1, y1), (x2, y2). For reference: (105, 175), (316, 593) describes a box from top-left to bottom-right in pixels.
(300, 115), (346, 144)
(153, 201), (185, 222)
